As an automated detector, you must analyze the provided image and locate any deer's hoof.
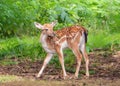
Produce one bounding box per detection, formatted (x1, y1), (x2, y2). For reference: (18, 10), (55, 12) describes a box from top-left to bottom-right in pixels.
(63, 75), (69, 80)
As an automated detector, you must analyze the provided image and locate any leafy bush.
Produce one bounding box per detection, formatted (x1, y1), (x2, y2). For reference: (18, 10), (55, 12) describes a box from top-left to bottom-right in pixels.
(0, 0), (120, 38)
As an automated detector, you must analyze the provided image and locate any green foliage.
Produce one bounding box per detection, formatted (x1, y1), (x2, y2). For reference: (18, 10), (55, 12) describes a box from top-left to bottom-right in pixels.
(0, 36), (46, 60)
(88, 29), (120, 50)
(0, 0), (120, 38)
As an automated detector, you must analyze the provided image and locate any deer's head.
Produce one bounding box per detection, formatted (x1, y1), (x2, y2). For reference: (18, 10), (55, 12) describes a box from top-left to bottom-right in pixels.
(34, 21), (57, 37)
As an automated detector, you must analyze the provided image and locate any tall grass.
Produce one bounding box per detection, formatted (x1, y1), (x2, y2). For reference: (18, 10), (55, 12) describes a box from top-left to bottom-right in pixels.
(0, 36), (46, 60)
(88, 29), (120, 50)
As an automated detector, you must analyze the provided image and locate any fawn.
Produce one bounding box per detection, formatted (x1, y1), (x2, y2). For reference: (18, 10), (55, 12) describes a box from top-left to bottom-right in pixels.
(34, 21), (89, 79)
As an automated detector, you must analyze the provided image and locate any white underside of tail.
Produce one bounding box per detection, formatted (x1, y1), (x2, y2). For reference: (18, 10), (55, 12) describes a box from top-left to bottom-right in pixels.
(79, 32), (85, 52)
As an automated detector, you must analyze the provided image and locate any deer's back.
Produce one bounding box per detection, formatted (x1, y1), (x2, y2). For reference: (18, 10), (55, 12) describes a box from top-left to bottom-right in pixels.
(55, 25), (87, 39)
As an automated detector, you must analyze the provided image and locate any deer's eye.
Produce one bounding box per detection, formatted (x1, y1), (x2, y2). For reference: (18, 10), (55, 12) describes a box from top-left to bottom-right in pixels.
(44, 29), (48, 31)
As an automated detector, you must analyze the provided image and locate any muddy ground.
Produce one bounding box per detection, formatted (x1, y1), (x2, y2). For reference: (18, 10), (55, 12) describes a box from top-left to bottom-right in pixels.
(0, 50), (120, 86)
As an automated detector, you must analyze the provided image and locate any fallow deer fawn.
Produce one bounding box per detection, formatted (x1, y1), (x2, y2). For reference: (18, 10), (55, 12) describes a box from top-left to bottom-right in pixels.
(34, 21), (89, 79)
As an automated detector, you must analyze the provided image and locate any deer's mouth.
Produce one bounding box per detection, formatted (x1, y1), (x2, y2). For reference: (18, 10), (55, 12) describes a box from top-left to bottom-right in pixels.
(48, 32), (56, 37)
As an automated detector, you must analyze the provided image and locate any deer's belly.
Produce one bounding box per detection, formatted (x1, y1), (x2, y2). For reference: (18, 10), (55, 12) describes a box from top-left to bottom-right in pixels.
(61, 40), (68, 49)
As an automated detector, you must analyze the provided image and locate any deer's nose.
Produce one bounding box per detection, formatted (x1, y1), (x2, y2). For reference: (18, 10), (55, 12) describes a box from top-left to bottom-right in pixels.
(53, 32), (56, 36)
(51, 32), (55, 37)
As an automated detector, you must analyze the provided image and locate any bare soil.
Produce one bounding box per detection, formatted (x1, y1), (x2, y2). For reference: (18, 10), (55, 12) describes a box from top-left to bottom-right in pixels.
(0, 50), (120, 86)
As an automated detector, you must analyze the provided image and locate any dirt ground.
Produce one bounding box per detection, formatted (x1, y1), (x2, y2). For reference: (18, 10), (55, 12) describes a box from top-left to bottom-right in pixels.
(0, 50), (120, 86)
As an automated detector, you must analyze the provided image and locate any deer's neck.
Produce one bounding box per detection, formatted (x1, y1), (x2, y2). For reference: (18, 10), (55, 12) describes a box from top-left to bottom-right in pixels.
(40, 33), (48, 43)
(40, 33), (55, 53)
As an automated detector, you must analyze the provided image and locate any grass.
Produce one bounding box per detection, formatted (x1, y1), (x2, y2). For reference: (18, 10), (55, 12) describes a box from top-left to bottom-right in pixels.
(0, 59), (19, 66)
(1, 75), (120, 86)
(88, 29), (120, 51)
(0, 36), (46, 60)
(0, 75), (23, 83)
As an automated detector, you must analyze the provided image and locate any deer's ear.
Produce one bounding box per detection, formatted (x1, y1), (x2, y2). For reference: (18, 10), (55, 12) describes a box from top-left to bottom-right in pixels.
(51, 20), (57, 27)
(34, 22), (43, 29)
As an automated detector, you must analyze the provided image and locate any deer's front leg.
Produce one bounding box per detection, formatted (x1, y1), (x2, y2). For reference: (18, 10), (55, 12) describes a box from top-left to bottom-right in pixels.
(37, 53), (53, 78)
(56, 47), (67, 79)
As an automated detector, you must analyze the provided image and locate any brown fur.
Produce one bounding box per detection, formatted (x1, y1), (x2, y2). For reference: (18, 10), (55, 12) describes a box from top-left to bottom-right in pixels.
(55, 25), (87, 38)
(45, 25), (88, 49)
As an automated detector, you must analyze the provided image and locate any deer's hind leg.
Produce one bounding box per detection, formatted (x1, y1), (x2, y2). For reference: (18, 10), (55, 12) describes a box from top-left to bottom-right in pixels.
(80, 45), (89, 77)
(71, 46), (82, 78)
